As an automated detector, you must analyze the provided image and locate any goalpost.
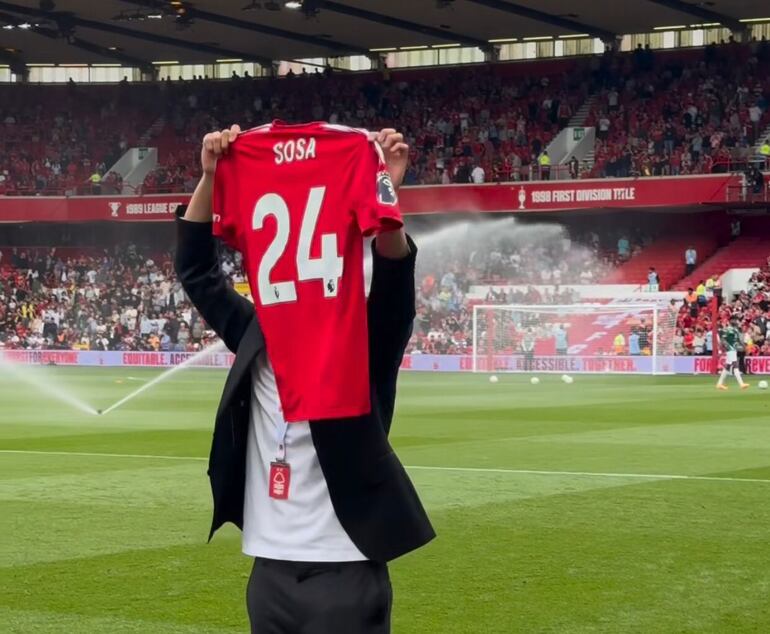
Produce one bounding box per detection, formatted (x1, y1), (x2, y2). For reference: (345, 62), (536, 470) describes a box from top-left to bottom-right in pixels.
(472, 303), (677, 375)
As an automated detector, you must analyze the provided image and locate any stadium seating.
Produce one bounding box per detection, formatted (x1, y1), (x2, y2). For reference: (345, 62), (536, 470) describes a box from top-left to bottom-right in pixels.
(2, 39), (769, 196)
(602, 236), (719, 290)
(1, 224), (768, 354)
(674, 236), (770, 290)
(0, 83), (157, 195)
(586, 40), (770, 177)
(0, 241), (242, 352)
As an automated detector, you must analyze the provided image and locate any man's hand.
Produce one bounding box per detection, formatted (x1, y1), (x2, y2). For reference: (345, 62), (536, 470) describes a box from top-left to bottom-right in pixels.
(185, 125), (241, 223)
(373, 128), (409, 189)
(201, 124), (241, 175)
(371, 128), (410, 259)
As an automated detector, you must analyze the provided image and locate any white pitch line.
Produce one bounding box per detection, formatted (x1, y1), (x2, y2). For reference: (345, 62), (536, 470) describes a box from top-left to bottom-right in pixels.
(2, 449), (770, 485)
(0, 449), (206, 462)
(405, 465), (770, 484)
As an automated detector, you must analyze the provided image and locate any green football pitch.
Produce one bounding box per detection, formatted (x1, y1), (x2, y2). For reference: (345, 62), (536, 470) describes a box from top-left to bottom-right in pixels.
(1, 368), (769, 633)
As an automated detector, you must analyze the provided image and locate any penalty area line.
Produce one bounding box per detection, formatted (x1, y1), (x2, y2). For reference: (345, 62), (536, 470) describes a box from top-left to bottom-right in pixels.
(1, 450), (770, 485)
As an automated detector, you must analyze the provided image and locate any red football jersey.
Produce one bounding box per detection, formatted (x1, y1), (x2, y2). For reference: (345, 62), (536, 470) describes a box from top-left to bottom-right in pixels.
(213, 121), (403, 421)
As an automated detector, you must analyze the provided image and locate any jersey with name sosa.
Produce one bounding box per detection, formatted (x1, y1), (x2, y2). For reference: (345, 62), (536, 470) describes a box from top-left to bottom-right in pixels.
(213, 121), (403, 421)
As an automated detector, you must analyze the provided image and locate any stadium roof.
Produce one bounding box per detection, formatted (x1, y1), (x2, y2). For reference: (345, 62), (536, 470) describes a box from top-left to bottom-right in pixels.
(0, 0), (768, 68)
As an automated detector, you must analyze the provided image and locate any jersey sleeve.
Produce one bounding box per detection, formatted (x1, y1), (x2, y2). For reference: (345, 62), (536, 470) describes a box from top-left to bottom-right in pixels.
(352, 140), (404, 237)
(212, 158), (240, 250)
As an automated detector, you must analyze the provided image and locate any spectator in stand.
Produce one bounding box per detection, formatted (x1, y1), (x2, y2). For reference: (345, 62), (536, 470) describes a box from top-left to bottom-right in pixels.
(685, 287), (699, 318)
(685, 246), (697, 275)
(470, 162), (485, 184)
(749, 102), (762, 141)
(696, 280), (708, 306)
(747, 164), (765, 196)
(89, 170), (102, 194)
(693, 329), (706, 355)
(613, 332), (626, 355)
(618, 235), (631, 261)
(683, 328), (695, 354)
(647, 267), (659, 291)
(629, 329), (641, 356)
(521, 328), (536, 371)
(759, 138), (770, 169)
(538, 151), (551, 180)
(568, 155), (579, 180)
(554, 324), (568, 355)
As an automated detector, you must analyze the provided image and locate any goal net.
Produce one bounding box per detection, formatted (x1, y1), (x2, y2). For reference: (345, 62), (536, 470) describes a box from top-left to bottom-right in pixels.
(472, 303), (678, 375)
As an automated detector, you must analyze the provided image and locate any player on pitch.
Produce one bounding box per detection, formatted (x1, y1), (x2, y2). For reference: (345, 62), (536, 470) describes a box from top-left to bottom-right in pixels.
(716, 317), (749, 390)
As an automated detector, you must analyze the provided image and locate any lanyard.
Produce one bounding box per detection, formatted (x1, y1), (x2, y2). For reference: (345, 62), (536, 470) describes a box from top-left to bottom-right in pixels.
(274, 417), (288, 463)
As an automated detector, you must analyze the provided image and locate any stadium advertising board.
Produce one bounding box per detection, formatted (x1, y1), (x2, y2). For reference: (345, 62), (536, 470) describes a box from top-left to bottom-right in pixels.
(0, 175), (740, 222)
(0, 349), (235, 367)
(4, 350), (770, 375)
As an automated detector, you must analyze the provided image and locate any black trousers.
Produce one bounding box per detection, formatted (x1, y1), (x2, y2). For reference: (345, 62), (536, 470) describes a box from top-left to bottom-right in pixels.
(247, 557), (392, 634)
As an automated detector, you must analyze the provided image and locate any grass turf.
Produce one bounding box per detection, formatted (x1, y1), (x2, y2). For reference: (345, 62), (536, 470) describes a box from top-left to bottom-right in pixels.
(1, 367), (770, 633)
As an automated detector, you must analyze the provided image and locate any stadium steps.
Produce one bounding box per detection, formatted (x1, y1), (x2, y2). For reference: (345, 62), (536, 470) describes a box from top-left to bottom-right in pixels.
(673, 236), (770, 290)
(568, 94), (596, 127)
(602, 236), (719, 290)
(138, 116), (166, 146)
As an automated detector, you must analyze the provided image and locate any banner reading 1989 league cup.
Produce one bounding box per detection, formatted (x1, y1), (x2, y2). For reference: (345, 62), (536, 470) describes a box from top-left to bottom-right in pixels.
(3, 350), (770, 374)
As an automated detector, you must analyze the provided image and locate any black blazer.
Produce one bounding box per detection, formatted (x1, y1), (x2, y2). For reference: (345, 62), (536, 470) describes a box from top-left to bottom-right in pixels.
(174, 209), (435, 563)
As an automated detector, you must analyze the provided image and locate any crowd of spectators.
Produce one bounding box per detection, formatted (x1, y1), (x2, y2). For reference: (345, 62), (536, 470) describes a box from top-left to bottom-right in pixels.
(588, 38), (770, 178)
(0, 242), (244, 352)
(0, 221), (618, 354)
(667, 259), (770, 358)
(1, 230), (767, 359)
(3, 39), (768, 197)
(0, 81), (156, 195)
(407, 225), (617, 355)
(140, 61), (590, 192)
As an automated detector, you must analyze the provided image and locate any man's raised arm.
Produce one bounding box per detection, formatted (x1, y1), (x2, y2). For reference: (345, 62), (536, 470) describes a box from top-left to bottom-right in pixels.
(367, 130), (417, 428)
(174, 125), (255, 353)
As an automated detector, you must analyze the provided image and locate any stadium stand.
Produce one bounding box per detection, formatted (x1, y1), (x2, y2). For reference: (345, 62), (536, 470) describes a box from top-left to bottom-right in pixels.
(0, 83), (156, 195)
(2, 213), (767, 356)
(0, 241), (242, 352)
(586, 40), (770, 177)
(1, 39), (768, 196)
(671, 256), (770, 358)
(674, 235), (770, 291)
(602, 236), (719, 290)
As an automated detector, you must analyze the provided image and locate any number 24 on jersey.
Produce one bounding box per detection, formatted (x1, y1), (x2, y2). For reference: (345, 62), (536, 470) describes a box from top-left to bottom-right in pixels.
(251, 186), (343, 306)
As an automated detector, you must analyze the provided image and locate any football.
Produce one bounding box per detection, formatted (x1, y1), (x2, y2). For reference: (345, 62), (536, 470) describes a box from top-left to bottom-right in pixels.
(530, 377), (540, 385)
(561, 374), (574, 384)
(489, 375), (499, 384)
(759, 380), (768, 390)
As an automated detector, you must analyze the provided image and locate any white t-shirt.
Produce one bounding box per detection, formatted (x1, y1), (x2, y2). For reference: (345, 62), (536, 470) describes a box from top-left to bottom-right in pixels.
(471, 166), (485, 184)
(242, 351), (367, 562)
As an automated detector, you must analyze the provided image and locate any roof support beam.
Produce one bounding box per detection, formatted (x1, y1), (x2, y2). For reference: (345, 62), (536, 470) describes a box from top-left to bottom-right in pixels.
(0, 1), (272, 65)
(319, 1), (490, 49)
(465, 0), (616, 42)
(644, 0), (744, 32)
(32, 26), (154, 72)
(73, 17), (273, 66)
(117, 0), (368, 56)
